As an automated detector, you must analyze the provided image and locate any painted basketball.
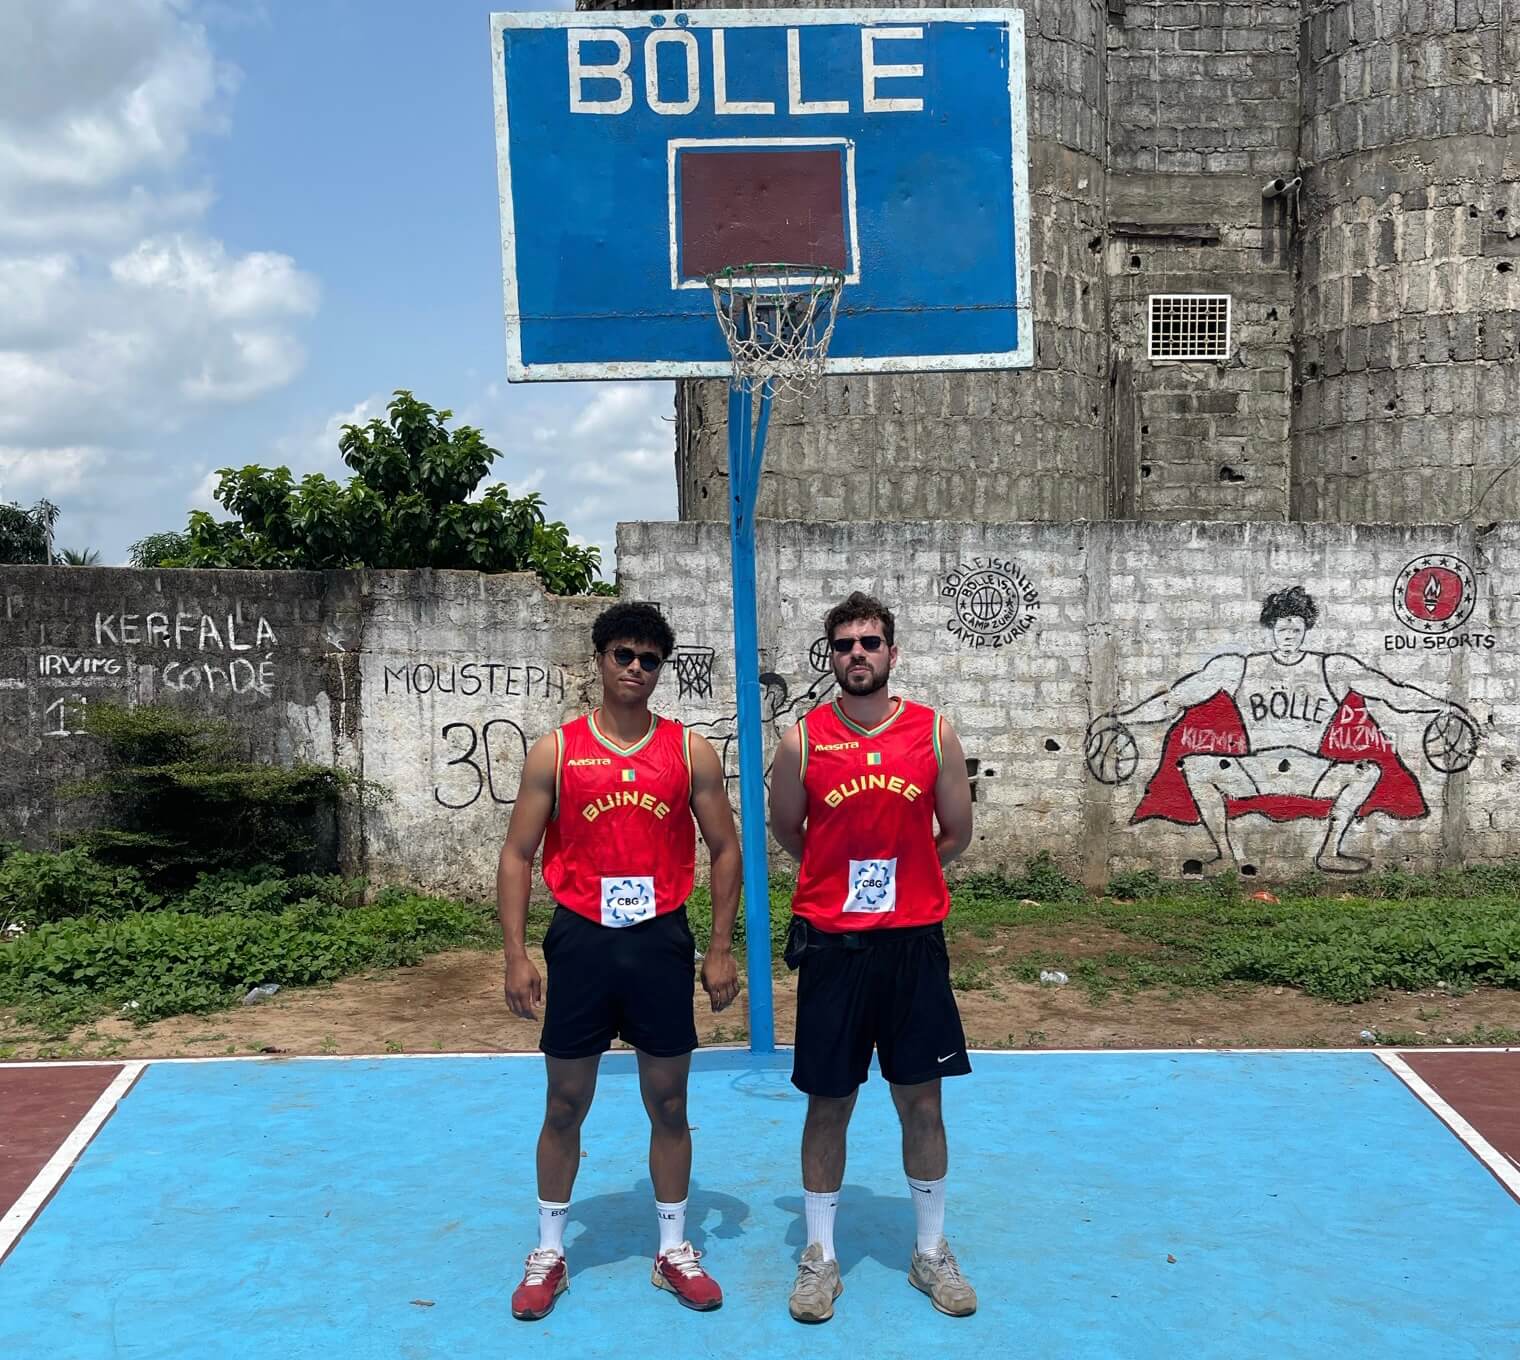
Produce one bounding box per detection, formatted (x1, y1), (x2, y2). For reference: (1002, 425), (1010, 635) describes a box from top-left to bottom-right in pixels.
(1085, 717), (1138, 785)
(1423, 711), (1478, 774)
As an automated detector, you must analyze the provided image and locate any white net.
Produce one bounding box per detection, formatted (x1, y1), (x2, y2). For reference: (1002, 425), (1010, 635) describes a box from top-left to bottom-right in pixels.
(706, 264), (845, 400)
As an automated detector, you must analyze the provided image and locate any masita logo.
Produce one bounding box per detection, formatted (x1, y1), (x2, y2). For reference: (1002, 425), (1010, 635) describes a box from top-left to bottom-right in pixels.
(813, 740), (861, 753)
(566, 756), (613, 767)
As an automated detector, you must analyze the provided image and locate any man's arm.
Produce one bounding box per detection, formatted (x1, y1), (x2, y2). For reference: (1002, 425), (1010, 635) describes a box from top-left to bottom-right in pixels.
(1325, 653), (1472, 716)
(496, 732), (558, 1021)
(688, 733), (742, 1013)
(932, 717), (974, 867)
(1114, 654), (1246, 725)
(767, 722), (808, 861)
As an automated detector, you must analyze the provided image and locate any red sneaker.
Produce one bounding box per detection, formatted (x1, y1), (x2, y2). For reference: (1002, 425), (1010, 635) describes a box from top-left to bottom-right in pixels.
(652, 1241), (723, 1311)
(511, 1248), (568, 1321)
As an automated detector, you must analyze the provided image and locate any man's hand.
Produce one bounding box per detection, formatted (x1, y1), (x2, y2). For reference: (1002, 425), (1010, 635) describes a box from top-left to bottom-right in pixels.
(504, 954), (543, 1021)
(700, 944), (740, 1013)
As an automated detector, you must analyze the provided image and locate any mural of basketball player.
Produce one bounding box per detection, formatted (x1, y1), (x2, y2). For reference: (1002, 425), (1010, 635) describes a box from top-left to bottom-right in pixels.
(1085, 586), (1480, 873)
(686, 642), (839, 790)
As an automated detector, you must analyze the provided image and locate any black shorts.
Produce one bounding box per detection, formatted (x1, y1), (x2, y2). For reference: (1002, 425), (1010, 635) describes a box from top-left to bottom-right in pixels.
(539, 904), (699, 1060)
(789, 917), (972, 1098)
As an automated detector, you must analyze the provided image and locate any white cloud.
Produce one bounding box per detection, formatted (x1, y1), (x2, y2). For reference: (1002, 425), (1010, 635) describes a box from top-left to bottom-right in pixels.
(0, 0), (230, 240)
(0, 1), (318, 546)
(470, 379), (679, 578)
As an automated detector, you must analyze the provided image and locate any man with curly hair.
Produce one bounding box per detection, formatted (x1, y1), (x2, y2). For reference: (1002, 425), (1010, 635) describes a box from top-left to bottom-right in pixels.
(497, 602), (741, 1320)
(1088, 586), (1477, 873)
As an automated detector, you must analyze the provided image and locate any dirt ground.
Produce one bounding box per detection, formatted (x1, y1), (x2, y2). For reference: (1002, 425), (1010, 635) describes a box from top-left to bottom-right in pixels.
(6, 925), (1519, 1060)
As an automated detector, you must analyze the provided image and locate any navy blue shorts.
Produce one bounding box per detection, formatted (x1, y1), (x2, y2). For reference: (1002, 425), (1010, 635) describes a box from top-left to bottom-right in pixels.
(789, 918), (972, 1097)
(539, 904), (699, 1060)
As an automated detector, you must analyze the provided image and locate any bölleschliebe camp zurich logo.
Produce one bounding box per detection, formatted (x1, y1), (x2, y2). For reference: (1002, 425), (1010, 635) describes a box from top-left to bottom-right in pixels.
(941, 556), (1041, 648)
(1392, 555), (1476, 635)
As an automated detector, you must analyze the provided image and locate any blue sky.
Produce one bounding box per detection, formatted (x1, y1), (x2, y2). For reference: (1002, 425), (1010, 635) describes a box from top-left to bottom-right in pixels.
(0, 0), (676, 574)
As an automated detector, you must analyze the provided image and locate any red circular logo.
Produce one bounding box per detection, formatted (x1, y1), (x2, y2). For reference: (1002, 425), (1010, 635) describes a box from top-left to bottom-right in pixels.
(1392, 556), (1475, 634)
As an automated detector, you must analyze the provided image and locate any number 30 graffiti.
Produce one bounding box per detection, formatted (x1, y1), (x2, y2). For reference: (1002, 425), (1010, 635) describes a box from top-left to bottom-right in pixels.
(434, 718), (528, 810)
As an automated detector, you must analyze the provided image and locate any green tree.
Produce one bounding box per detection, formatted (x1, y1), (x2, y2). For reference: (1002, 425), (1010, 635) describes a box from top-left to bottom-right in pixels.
(0, 499), (58, 565)
(168, 390), (612, 594)
(57, 547), (101, 566)
(127, 531), (190, 568)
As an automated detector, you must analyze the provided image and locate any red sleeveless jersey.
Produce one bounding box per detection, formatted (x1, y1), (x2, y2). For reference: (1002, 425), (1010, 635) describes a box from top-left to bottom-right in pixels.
(789, 697), (950, 932)
(542, 711), (696, 926)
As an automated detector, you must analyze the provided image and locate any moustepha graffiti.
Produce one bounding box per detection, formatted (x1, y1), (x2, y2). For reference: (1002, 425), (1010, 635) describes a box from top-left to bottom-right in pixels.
(1084, 587), (1481, 874)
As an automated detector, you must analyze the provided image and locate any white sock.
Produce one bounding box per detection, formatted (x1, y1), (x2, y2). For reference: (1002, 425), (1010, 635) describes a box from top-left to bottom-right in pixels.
(907, 1175), (946, 1255)
(804, 1188), (840, 1262)
(655, 1198), (687, 1254)
(537, 1198), (570, 1255)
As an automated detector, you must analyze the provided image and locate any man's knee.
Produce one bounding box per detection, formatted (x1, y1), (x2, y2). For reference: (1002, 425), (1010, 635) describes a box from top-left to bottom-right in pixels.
(892, 1083), (943, 1129)
(544, 1086), (593, 1133)
(805, 1092), (857, 1129)
(647, 1087), (688, 1132)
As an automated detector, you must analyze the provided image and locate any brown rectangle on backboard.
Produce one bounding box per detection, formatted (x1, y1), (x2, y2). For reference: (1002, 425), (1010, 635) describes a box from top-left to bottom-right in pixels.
(678, 148), (847, 278)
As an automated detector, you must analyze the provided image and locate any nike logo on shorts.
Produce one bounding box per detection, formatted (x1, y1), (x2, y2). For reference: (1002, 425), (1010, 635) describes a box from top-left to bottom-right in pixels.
(937, 1052), (957, 1063)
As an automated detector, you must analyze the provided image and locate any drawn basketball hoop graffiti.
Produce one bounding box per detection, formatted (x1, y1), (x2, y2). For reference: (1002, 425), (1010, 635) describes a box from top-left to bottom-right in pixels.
(1085, 586), (1481, 875)
(674, 645), (715, 700)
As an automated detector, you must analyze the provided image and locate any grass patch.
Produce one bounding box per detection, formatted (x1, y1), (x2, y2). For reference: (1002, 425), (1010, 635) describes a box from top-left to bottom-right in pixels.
(0, 892), (498, 1033)
(940, 857), (1520, 1004)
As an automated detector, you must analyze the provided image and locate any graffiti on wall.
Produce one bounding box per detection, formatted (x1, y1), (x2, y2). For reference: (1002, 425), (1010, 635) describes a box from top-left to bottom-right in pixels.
(434, 718), (529, 810)
(1386, 553), (1495, 652)
(685, 637), (838, 788)
(941, 556), (1041, 648)
(1085, 586), (1480, 874)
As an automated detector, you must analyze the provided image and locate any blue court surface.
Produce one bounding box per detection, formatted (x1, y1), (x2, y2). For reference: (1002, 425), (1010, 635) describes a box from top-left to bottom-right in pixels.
(2, 1050), (1518, 1358)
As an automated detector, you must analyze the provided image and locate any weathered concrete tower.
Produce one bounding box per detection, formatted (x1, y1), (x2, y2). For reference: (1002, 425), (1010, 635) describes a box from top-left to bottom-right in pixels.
(1292, 0), (1520, 522)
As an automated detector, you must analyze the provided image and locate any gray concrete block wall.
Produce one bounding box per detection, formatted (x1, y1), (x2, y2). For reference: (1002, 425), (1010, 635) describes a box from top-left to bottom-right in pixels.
(1292, 0), (1520, 521)
(4, 528), (1514, 893)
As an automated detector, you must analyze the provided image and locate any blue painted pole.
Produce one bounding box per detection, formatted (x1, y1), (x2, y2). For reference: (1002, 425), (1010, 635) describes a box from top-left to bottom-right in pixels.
(727, 379), (776, 1055)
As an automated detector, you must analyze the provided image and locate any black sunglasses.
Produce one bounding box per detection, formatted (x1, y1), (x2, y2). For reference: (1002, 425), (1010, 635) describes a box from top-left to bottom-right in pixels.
(830, 635), (886, 654)
(606, 646), (664, 672)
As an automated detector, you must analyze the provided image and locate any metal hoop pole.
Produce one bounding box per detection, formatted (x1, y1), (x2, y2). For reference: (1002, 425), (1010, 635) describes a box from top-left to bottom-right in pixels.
(727, 378), (776, 1055)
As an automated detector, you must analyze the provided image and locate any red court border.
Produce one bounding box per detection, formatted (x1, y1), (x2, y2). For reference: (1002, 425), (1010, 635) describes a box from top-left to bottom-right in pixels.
(0, 1063), (143, 1263)
(1379, 1051), (1520, 1203)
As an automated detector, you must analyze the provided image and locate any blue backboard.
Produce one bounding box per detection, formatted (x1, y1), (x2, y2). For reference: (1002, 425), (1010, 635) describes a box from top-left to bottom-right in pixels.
(490, 8), (1032, 381)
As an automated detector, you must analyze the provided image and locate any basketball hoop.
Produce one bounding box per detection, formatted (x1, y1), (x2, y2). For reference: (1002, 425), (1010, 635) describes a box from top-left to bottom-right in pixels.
(706, 263), (844, 400)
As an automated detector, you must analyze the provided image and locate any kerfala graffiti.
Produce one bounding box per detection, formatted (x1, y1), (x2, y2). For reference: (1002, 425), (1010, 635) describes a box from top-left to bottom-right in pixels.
(1084, 587), (1481, 874)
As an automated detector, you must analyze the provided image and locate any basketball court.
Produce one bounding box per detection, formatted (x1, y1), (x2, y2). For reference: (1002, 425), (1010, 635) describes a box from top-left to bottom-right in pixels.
(6, 12), (1516, 1357)
(1, 1049), (1517, 1357)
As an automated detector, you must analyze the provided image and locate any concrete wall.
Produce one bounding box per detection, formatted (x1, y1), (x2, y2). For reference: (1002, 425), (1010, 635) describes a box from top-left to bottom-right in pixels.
(0, 567), (602, 898)
(7, 524), (1516, 892)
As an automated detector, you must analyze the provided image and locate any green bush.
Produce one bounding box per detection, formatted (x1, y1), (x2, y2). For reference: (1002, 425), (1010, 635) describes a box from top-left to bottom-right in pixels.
(0, 849), (158, 928)
(171, 869), (361, 916)
(65, 702), (383, 891)
(0, 894), (498, 1027)
(1105, 868), (1164, 900)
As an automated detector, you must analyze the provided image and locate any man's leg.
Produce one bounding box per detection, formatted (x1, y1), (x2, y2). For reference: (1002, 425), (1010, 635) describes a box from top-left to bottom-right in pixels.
(512, 1054), (600, 1321)
(1314, 760), (1380, 873)
(637, 1050), (693, 1244)
(1179, 756), (1257, 870)
(802, 1089), (859, 1257)
(536, 1054), (602, 1237)
(890, 1078), (948, 1249)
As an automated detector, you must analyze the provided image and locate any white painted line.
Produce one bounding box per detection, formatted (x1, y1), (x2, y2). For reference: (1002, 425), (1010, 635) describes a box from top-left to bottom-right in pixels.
(1376, 1051), (1520, 1201)
(1, 1045), (1515, 1070)
(0, 1061), (145, 1263)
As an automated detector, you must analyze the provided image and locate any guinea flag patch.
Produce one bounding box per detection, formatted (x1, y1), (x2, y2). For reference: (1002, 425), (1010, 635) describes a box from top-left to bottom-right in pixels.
(621, 768), (637, 783)
(866, 752), (882, 766)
